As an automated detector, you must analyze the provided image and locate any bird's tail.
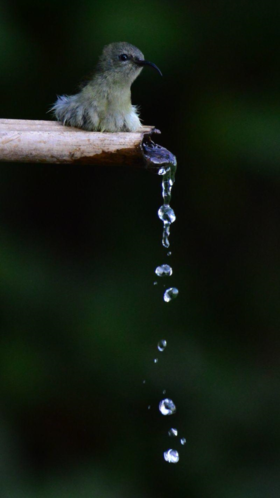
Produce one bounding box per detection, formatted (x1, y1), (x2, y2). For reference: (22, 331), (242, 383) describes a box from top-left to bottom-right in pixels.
(50, 95), (73, 124)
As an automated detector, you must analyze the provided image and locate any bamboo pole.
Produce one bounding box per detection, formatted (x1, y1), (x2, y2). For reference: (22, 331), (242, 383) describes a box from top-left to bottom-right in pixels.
(0, 119), (157, 167)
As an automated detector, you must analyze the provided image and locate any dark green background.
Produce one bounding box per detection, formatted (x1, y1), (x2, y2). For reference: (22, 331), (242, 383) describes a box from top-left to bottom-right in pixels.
(1, 1), (280, 497)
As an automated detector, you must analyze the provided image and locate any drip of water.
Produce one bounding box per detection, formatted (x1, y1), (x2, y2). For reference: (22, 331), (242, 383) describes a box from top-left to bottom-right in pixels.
(163, 287), (179, 303)
(162, 389), (166, 394)
(159, 398), (176, 416)
(143, 136), (181, 461)
(180, 438), (186, 445)
(155, 264), (173, 277)
(163, 449), (179, 464)
(157, 339), (167, 352)
(143, 135), (177, 249)
(157, 157), (177, 248)
(160, 161), (177, 205)
(168, 428), (178, 437)
(158, 166), (171, 176)
(158, 205), (176, 248)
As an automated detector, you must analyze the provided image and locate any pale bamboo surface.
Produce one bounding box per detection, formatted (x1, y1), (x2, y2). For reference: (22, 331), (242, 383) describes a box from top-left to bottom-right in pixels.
(0, 119), (155, 167)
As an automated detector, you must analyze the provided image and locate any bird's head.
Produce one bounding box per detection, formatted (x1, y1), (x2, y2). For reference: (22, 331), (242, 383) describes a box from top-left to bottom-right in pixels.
(96, 42), (162, 85)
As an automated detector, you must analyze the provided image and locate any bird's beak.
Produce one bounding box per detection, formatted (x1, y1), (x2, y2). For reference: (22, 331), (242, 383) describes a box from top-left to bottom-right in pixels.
(134, 59), (163, 76)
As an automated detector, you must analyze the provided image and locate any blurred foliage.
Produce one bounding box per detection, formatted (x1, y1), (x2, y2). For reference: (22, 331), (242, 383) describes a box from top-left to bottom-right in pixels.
(1, 1), (280, 497)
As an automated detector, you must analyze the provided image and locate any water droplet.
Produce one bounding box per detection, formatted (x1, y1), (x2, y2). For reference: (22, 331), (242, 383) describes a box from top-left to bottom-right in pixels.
(168, 428), (178, 437)
(157, 159), (177, 248)
(162, 227), (170, 248)
(164, 449), (179, 463)
(154, 358), (158, 363)
(148, 405), (151, 410)
(162, 389), (166, 394)
(158, 166), (171, 176)
(159, 398), (176, 416)
(160, 161), (176, 205)
(153, 281), (158, 285)
(162, 179), (174, 205)
(142, 380), (146, 384)
(163, 287), (179, 303)
(158, 205), (176, 225)
(180, 438), (186, 445)
(157, 339), (167, 352)
(167, 251), (172, 257)
(155, 264), (173, 277)
(158, 205), (176, 248)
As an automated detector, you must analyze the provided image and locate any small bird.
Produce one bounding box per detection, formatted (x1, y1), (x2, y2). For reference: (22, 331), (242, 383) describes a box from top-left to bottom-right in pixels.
(52, 42), (162, 132)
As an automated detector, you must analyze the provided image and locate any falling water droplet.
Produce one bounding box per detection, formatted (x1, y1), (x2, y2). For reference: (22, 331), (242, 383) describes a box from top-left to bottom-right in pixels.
(168, 428), (178, 437)
(143, 380), (146, 384)
(164, 449), (179, 463)
(167, 251), (172, 257)
(154, 358), (158, 364)
(153, 281), (158, 285)
(180, 438), (186, 445)
(157, 339), (167, 352)
(163, 287), (179, 303)
(155, 264), (173, 277)
(158, 205), (176, 248)
(159, 398), (176, 416)
(158, 205), (176, 225)
(162, 389), (166, 394)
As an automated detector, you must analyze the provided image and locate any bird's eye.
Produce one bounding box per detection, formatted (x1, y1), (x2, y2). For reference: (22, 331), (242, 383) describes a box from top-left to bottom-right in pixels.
(119, 54), (129, 61)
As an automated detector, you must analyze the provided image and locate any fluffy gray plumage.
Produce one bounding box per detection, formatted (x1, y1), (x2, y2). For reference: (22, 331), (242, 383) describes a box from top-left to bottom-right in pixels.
(51, 42), (160, 132)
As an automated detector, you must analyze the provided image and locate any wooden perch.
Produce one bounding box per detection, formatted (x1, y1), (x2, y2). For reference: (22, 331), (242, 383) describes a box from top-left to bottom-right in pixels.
(0, 119), (157, 167)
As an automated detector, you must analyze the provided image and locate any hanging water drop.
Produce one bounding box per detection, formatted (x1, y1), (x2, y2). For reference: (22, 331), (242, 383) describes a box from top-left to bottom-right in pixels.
(168, 428), (178, 437)
(157, 339), (167, 352)
(159, 398), (176, 416)
(155, 264), (173, 277)
(155, 155), (177, 248)
(163, 449), (179, 463)
(158, 165), (171, 176)
(163, 287), (179, 303)
(160, 158), (176, 206)
(162, 178), (173, 206)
